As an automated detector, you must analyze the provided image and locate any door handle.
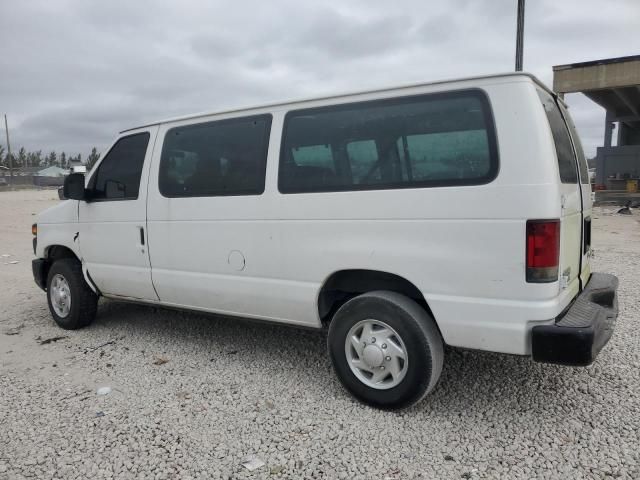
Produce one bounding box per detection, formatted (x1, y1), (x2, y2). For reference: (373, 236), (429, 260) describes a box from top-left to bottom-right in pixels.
(139, 227), (145, 246)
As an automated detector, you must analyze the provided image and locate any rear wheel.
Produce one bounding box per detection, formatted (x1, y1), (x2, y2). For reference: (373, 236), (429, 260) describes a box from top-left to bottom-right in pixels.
(46, 258), (98, 330)
(327, 291), (443, 409)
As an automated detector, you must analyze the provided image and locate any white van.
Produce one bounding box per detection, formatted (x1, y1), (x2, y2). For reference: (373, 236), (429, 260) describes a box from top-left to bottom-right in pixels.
(32, 73), (618, 409)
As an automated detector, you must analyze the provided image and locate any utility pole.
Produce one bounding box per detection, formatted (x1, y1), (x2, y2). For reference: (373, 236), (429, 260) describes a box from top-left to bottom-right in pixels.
(4, 114), (12, 183)
(515, 0), (526, 71)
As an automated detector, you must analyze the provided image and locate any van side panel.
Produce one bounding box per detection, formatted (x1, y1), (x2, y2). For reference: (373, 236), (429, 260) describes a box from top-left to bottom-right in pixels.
(271, 81), (567, 355)
(145, 78), (568, 355)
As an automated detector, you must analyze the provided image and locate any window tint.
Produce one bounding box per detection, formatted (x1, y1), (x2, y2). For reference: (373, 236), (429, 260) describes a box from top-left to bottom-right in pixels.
(90, 133), (150, 200)
(292, 145), (334, 170)
(347, 140), (381, 184)
(405, 130), (490, 181)
(159, 115), (272, 197)
(279, 90), (498, 194)
(537, 90), (578, 184)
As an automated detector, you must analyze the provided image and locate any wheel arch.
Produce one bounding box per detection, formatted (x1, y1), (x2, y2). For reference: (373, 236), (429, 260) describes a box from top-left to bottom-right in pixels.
(45, 244), (79, 263)
(317, 269), (437, 328)
(43, 245), (99, 295)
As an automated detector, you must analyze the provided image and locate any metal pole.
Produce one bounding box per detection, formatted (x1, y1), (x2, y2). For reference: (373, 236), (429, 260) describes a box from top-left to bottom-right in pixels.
(4, 114), (12, 183)
(515, 0), (526, 71)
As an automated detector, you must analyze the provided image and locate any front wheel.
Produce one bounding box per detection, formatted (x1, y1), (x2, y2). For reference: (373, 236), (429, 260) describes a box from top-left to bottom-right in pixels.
(46, 258), (98, 330)
(328, 291), (444, 410)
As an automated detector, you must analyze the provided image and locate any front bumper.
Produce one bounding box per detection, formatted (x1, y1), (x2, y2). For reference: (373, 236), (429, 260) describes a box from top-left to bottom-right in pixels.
(32, 258), (48, 291)
(532, 273), (619, 366)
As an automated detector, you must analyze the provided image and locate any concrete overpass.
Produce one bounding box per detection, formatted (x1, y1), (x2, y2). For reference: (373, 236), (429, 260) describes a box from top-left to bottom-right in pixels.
(553, 55), (640, 191)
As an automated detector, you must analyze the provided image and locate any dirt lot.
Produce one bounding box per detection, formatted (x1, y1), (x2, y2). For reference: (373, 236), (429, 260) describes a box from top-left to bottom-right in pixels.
(1, 189), (639, 479)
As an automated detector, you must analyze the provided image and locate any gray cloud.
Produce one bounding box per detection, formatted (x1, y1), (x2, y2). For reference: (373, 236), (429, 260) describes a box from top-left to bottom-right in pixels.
(0, 0), (637, 158)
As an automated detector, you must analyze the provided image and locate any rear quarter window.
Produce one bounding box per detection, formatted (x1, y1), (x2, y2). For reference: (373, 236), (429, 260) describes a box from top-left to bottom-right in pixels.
(559, 103), (590, 185)
(279, 90), (499, 194)
(537, 90), (578, 184)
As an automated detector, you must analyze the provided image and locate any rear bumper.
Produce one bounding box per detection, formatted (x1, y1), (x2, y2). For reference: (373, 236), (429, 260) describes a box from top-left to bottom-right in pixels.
(32, 258), (48, 291)
(532, 273), (619, 366)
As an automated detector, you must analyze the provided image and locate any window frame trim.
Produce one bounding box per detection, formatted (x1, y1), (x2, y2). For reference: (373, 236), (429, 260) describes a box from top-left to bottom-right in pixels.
(157, 113), (273, 199)
(277, 88), (500, 194)
(86, 131), (151, 203)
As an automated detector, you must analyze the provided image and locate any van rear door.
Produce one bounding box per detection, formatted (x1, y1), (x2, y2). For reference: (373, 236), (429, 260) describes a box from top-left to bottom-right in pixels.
(537, 90), (584, 293)
(556, 102), (592, 288)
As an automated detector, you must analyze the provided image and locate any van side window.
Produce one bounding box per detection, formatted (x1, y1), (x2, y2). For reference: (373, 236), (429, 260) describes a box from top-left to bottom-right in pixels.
(159, 115), (272, 197)
(90, 132), (150, 201)
(537, 90), (579, 184)
(278, 90), (498, 193)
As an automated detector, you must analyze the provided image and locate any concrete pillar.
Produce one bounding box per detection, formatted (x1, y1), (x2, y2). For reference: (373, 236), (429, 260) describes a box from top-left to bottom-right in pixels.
(595, 150), (606, 187)
(603, 110), (614, 148)
(596, 110), (615, 187)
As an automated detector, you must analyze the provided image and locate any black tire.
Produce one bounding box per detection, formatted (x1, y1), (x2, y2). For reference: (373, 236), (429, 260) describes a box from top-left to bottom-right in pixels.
(46, 258), (98, 330)
(328, 291), (444, 410)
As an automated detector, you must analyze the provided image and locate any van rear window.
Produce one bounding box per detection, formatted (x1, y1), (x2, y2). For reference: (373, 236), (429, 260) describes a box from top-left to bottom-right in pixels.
(279, 90), (499, 194)
(537, 90), (579, 184)
(559, 102), (590, 185)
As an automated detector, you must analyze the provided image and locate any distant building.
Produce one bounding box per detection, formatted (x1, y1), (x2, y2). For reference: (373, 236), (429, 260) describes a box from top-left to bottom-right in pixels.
(553, 55), (640, 192)
(33, 166), (68, 186)
(68, 158), (85, 172)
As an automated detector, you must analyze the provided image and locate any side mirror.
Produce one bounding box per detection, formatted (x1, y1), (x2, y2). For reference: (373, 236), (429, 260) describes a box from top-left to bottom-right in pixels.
(63, 173), (87, 201)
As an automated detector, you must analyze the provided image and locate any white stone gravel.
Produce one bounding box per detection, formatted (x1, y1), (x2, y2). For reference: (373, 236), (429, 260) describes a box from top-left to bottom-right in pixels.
(1, 189), (639, 479)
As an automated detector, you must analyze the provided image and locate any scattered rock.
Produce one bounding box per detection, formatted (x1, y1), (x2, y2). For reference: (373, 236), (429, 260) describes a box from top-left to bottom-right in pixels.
(38, 335), (68, 345)
(4, 324), (24, 335)
(270, 465), (285, 474)
(96, 387), (112, 396)
(617, 207), (632, 215)
(152, 356), (169, 365)
(241, 455), (265, 471)
(85, 340), (116, 353)
(176, 391), (192, 400)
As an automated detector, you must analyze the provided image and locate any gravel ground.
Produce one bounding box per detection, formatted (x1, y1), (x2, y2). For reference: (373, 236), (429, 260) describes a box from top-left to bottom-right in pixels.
(1, 189), (639, 480)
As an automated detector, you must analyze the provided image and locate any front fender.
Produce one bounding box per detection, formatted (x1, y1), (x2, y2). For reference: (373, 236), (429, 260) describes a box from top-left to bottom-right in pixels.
(35, 200), (80, 259)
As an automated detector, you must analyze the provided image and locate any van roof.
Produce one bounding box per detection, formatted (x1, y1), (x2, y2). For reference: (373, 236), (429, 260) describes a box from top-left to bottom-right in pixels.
(121, 72), (553, 133)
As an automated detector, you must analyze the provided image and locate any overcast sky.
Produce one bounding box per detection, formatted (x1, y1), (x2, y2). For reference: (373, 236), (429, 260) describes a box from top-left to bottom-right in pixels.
(1, 0), (638, 159)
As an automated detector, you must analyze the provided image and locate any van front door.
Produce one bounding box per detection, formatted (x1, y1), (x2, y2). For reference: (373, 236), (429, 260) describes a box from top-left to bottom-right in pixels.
(78, 128), (159, 300)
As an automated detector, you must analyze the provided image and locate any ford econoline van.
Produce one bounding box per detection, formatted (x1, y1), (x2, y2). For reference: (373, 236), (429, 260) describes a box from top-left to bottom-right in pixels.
(32, 73), (618, 409)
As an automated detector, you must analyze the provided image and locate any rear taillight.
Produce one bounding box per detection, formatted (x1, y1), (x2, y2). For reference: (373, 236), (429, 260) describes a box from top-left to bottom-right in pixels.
(526, 220), (560, 283)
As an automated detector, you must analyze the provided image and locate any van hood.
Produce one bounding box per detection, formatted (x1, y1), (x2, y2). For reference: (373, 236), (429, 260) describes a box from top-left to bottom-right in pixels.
(37, 200), (78, 224)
